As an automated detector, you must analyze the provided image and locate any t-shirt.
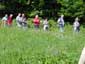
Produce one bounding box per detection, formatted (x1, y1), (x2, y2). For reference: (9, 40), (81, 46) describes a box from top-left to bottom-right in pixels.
(58, 17), (64, 25)
(7, 16), (13, 24)
(73, 21), (80, 27)
(16, 16), (21, 22)
(2, 17), (8, 21)
(43, 20), (48, 25)
(33, 18), (40, 25)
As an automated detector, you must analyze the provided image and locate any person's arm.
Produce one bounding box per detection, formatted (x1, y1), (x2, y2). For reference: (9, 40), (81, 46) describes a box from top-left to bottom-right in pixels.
(62, 19), (64, 25)
(78, 47), (85, 64)
(57, 18), (60, 23)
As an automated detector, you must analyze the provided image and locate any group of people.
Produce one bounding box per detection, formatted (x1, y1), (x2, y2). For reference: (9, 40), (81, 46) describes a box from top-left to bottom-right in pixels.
(1, 13), (49, 31)
(33, 15), (49, 31)
(2, 14), (13, 27)
(2, 13), (27, 29)
(57, 15), (80, 32)
(1, 13), (80, 32)
(16, 13), (27, 29)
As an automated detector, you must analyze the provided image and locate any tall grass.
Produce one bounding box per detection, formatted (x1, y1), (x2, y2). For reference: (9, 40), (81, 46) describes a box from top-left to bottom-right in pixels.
(0, 20), (85, 64)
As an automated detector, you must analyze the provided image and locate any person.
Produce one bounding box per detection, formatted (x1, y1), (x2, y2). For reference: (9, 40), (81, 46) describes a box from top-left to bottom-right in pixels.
(78, 47), (85, 64)
(43, 18), (49, 31)
(7, 14), (13, 26)
(73, 17), (80, 32)
(57, 14), (65, 32)
(33, 15), (40, 29)
(17, 13), (28, 29)
(1, 14), (8, 27)
(21, 14), (28, 28)
(16, 13), (22, 27)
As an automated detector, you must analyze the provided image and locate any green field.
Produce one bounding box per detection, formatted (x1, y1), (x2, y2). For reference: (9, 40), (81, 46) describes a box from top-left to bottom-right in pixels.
(0, 25), (85, 64)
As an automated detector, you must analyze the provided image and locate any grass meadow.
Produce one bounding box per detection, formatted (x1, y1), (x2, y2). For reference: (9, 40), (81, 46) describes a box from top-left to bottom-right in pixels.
(0, 19), (85, 64)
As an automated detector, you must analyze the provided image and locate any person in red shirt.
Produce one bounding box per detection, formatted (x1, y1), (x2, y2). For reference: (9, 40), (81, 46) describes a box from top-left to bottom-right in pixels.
(33, 15), (40, 29)
(7, 14), (13, 26)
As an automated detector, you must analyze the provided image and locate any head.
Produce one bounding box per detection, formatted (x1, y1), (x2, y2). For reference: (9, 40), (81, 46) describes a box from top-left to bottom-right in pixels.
(10, 14), (13, 17)
(18, 13), (21, 16)
(5, 14), (8, 18)
(61, 14), (64, 18)
(35, 15), (39, 18)
(75, 17), (79, 21)
(22, 13), (25, 17)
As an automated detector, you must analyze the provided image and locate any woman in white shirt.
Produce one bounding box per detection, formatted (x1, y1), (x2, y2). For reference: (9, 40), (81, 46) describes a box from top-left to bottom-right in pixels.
(73, 17), (80, 32)
(16, 13), (22, 27)
(2, 14), (8, 27)
(57, 14), (65, 32)
(43, 18), (49, 31)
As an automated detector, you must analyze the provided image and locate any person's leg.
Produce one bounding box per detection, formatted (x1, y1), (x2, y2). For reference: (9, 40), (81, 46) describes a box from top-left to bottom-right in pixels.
(4, 21), (6, 27)
(22, 22), (24, 27)
(59, 24), (64, 32)
(77, 26), (80, 32)
(34, 24), (39, 30)
(4, 21), (7, 27)
(74, 27), (76, 32)
(17, 21), (20, 27)
(34, 24), (37, 29)
(9, 23), (12, 27)
(19, 22), (23, 27)
(22, 22), (27, 30)
(75, 27), (79, 32)
(24, 23), (27, 27)
(36, 25), (39, 29)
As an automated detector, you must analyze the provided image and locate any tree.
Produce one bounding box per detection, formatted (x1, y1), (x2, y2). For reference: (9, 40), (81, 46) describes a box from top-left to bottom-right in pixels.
(0, 0), (85, 21)
(57, 0), (84, 18)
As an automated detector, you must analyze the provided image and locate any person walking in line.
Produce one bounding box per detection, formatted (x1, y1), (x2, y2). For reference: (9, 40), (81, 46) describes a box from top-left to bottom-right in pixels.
(16, 13), (22, 27)
(43, 18), (49, 31)
(7, 14), (13, 26)
(73, 17), (80, 32)
(1, 14), (8, 27)
(33, 15), (40, 29)
(21, 14), (28, 29)
(57, 14), (65, 32)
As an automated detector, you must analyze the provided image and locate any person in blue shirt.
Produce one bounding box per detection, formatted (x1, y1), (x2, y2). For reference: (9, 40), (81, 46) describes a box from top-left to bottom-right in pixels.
(57, 14), (65, 32)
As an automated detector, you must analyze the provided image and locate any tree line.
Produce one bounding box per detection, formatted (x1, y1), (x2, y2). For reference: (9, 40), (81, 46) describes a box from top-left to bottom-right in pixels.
(0, 0), (85, 22)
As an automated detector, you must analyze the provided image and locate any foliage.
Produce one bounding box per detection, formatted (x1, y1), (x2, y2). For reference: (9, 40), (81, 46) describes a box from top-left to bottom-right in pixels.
(57, 0), (84, 17)
(0, 0), (85, 21)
